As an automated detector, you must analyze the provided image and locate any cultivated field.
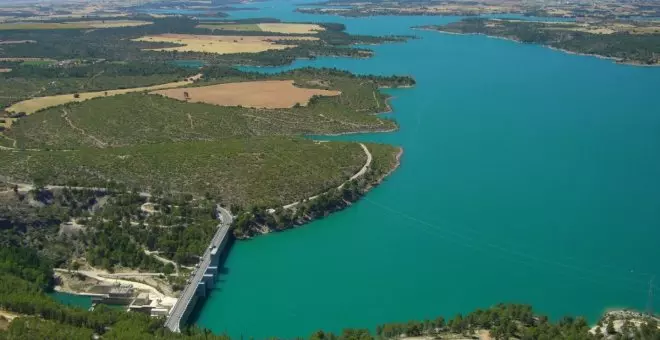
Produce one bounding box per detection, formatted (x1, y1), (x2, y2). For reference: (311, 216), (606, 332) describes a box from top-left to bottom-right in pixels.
(6, 74), (200, 116)
(259, 23), (324, 34)
(198, 23), (325, 34)
(536, 21), (660, 35)
(198, 23), (262, 32)
(152, 80), (340, 108)
(134, 34), (317, 54)
(0, 20), (152, 30)
(5, 69), (410, 149)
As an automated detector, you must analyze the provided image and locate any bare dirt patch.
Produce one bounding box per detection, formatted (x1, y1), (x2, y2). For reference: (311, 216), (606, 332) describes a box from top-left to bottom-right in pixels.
(54, 270), (101, 295)
(152, 80), (340, 109)
(73, 20), (152, 28)
(0, 310), (20, 330)
(134, 33), (317, 54)
(0, 20), (151, 30)
(257, 23), (325, 34)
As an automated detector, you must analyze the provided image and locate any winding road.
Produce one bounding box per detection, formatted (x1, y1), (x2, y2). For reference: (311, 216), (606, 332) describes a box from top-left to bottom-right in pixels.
(280, 142), (372, 210)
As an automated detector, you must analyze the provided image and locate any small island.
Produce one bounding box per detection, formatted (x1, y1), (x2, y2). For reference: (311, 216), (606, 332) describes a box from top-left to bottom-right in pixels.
(421, 18), (660, 66)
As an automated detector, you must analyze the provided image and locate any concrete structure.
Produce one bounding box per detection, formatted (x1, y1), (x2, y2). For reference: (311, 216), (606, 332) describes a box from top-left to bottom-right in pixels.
(164, 206), (233, 332)
(89, 284), (135, 305)
(129, 292), (176, 317)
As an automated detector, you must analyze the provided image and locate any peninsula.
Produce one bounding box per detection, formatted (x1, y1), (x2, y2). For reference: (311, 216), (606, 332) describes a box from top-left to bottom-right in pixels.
(297, 0), (660, 19)
(0, 1), (415, 322)
(422, 18), (660, 66)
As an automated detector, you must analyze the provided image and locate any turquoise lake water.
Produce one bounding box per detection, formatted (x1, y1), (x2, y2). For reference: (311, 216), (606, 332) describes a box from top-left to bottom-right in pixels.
(160, 2), (660, 338)
(49, 292), (92, 309)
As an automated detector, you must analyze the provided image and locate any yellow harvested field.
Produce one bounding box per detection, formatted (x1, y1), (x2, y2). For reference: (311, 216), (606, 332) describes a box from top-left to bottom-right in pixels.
(152, 80), (341, 109)
(197, 23), (325, 34)
(134, 34), (318, 54)
(0, 57), (53, 62)
(547, 26), (616, 34)
(7, 74), (201, 115)
(71, 20), (152, 28)
(257, 23), (325, 34)
(0, 20), (151, 30)
(542, 22), (660, 35)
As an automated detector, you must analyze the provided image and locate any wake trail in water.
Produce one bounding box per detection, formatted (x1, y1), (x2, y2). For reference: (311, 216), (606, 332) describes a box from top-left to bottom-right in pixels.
(363, 197), (656, 297)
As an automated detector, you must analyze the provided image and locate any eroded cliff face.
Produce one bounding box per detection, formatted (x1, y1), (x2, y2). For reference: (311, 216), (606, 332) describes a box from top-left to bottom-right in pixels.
(590, 310), (660, 339)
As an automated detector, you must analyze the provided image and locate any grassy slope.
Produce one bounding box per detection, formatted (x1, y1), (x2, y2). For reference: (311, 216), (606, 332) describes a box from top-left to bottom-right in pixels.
(1, 70), (406, 205)
(0, 74), (190, 110)
(7, 73), (395, 149)
(0, 137), (365, 206)
(367, 143), (401, 180)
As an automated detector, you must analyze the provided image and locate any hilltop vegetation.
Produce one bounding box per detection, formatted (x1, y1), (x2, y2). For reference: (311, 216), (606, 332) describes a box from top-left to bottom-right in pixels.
(0, 138), (366, 207)
(0, 61), (197, 110)
(0, 180), (225, 275)
(233, 143), (400, 238)
(0, 20), (153, 30)
(0, 2), (414, 308)
(0, 16), (405, 66)
(0, 65), (412, 282)
(0, 246), (230, 339)
(298, 0), (660, 19)
(6, 67), (411, 149)
(425, 18), (660, 65)
(0, 66), (412, 244)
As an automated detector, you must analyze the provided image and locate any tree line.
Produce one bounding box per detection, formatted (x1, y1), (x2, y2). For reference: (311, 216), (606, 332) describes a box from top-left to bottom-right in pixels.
(0, 15), (406, 67)
(3, 61), (196, 79)
(431, 18), (660, 65)
(2, 245), (660, 339)
(0, 254), (229, 339)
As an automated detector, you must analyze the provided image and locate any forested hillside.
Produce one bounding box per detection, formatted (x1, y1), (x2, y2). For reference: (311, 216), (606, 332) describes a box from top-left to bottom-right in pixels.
(426, 18), (660, 65)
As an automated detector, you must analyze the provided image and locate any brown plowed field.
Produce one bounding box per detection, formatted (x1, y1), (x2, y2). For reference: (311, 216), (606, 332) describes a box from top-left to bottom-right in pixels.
(152, 80), (340, 109)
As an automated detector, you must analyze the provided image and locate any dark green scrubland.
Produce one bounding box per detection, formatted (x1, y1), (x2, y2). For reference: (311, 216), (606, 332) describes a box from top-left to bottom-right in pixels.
(5, 67), (413, 150)
(424, 18), (660, 65)
(0, 17), (406, 66)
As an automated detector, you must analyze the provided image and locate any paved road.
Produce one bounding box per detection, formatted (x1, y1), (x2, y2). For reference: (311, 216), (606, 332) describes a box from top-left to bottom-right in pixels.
(164, 205), (233, 332)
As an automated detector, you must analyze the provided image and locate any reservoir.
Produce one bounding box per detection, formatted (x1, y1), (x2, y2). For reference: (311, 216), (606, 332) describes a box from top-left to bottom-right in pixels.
(49, 292), (92, 309)
(191, 1), (660, 338)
